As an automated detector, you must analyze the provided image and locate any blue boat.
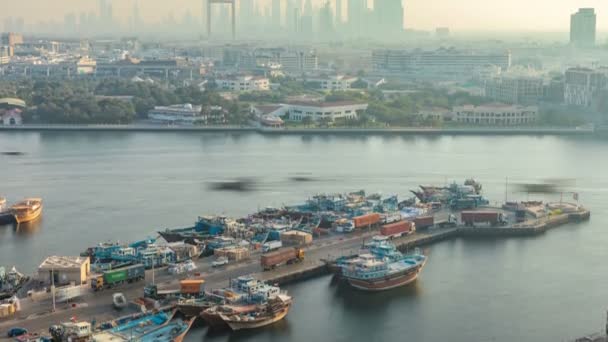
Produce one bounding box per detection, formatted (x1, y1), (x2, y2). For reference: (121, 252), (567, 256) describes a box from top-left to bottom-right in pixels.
(158, 216), (226, 243)
(340, 242), (427, 292)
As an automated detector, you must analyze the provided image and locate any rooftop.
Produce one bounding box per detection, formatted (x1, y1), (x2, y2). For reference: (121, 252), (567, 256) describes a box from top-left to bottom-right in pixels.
(287, 100), (367, 108)
(39, 256), (89, 270)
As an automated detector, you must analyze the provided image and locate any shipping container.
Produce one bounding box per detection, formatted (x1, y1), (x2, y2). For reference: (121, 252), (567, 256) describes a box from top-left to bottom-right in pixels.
(91, 264), (145, 291)
(280, 231), (313, 246)
(180, 279), (205, 295)
(260, 247), (305, 271)
(214, 247), (251, 261)
(352, 213), (381, 228)
(380, 221), (414, 238)
(461, 211), (506, 226)
(262, 241), (283, 253)
(414, 216), (434, 229)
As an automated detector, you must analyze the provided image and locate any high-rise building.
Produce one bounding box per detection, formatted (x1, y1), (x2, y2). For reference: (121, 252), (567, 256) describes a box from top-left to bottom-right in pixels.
(570, 8), (596, 47)
(335, 0), (343, 25)
(319, 1), (335, 38)
(272, 0), (282, 28)
(347, 0), (367, 37)
(564, 67), (608, 107)
(373, 0), (404, 37)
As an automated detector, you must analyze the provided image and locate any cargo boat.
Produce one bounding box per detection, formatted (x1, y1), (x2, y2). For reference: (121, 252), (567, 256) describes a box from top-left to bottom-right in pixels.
(219, 294), (292, 331)
(341, 242), (427, 291)
(91, 317), (195, 342)
(200, 276), (282, 328)
(158, 216), (226, 243)
(10, 198), (42, 224)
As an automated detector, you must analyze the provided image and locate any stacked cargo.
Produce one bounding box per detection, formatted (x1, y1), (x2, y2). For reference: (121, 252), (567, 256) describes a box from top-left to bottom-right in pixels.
(0, 302), (15, 318)
(353, 213), (381, 228)
(380, 221), (414, 238)
(413, 216), (434, 230)
(180, 279), (205, 296)
(214, 246), (251, 261)
(167, 243), (199, 262)
(280, 231), (313, 246)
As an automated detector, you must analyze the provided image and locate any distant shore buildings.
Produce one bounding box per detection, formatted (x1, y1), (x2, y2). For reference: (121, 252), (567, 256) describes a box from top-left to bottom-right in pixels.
(148, 103), (226, 125)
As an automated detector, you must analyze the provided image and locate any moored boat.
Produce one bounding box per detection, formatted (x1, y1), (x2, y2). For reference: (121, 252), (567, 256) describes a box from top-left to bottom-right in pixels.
(340, 243), (427, 291)
(219, 294), (292, 331)
(11, 198), (42, 224)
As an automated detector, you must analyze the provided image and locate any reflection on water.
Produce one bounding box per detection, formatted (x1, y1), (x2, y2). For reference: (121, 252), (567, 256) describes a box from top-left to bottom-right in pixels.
(14, 217), (42, 236)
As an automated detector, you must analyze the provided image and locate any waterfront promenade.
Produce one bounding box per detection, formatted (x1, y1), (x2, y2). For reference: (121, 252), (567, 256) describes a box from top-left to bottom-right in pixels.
(0, 124), (596, 136)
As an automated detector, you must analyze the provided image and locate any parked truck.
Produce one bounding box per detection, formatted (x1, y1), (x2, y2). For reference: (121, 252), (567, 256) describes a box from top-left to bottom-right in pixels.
(262, 240), (283, 253)
(260, 247), (305, 271)
(353, 213), (381, 229)
(91, 264), (145, 291)
(461, 211), (507, 226)
(380, 221), (415, 238)
(413, 216), (434, 230)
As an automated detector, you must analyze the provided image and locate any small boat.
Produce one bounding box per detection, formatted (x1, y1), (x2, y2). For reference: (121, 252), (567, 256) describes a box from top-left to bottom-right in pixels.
(11, 198), (42, 224)
(92, 316), (194, 342)
(112, 293), (128, 309)
(158, 216), (225, 243)
(177, 295), (225, 317)
(219, 294), (292, 331)
(0, 197), (16, 225)
(97, 309), (174, 331)
(201, 304), (258, 328)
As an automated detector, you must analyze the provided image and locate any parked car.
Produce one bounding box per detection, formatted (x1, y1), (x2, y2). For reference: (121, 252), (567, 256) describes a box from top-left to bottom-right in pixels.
(212, 257), (229, 267)
(7, 327), (28, 337)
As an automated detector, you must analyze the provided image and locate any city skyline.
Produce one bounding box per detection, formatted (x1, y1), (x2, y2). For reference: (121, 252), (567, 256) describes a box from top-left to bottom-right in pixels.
(2, 0), (608, 33)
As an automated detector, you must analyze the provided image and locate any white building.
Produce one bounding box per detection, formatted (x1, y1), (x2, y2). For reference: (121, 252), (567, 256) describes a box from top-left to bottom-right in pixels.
(371, 48), (511, 80)
(307, 75), (358, 91)
(452, 104), (538, 126)
(148, 103), (205, 125)
(285, 101), (368, 122)
(215, 75), (270, 92)
(38, 256), (91, 286)
(485, 73), (544, 105)
(564, 67), (608, 107)
(279, 52), (318, 74)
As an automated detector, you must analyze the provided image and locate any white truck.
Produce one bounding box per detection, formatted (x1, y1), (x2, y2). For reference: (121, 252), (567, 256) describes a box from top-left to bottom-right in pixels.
(262, 240), (283, 253)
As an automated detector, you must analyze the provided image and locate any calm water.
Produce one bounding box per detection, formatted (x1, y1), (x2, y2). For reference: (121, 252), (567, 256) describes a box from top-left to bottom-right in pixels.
(0, 132), (606, 341)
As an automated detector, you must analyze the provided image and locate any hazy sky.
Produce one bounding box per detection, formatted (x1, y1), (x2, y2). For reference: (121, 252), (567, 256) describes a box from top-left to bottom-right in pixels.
(2, 0), (607, 31)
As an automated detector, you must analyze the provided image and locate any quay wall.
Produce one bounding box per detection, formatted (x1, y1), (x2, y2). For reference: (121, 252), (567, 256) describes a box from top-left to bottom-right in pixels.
(264, 209), (590, 285)
(0, 124), (595, 136)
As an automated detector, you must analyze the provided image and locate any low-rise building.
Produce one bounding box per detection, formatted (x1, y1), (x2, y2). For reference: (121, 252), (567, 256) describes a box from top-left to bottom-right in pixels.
(148, 103), (204, 125)
(306, 75), (358, 91)
(0, 98), (26, 125)
(485, 74), (544, 105)
(452, 104), (538, 125)
(215, 75), (270, 92)
(38, 256), (90, 286)
(564, 67), (608, 107)
(285, 101), (368, 122)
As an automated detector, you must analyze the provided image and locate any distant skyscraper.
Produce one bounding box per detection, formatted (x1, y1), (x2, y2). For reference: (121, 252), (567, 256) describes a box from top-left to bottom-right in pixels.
(570, 8), (596, 47)
(319, 1), (334, 38)
(347, 0), (366, 37)
(272, 0), (281, 28)
(335, 0), (343, 25)
(373, 0), (404, 37)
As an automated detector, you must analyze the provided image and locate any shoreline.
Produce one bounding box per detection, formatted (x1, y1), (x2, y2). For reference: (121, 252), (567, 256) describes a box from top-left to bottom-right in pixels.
(0, 124), (596, 136)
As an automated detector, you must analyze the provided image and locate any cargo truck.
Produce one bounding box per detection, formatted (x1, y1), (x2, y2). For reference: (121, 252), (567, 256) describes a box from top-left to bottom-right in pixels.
(380, 221), (415, 238)
(461, 211), (507, 226)
(413, 216), (434, 230)
(262, 240), (283, 253)
(91, 264), (145, 291)
(260, 247), (305, 271)
(353, 213), (381, 229)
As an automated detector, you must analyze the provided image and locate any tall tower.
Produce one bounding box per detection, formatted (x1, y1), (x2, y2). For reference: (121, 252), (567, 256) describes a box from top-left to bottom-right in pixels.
(335, 0), (343, 25)
(570, 8), (596, 48)
(207, 0), (236, 40)
(272, 0), (282, 28)
(347, 0), (366, 37)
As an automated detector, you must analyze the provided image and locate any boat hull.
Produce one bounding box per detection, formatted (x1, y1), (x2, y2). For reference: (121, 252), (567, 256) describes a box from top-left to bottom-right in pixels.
(222, 304), (291, 331)
(178, 302), (213, 318)
(345, 263), (424, 292)
(11, 199), (42, 224)
(0, 212), (16, 225)
(200, 310), (228, 328)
